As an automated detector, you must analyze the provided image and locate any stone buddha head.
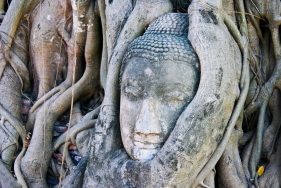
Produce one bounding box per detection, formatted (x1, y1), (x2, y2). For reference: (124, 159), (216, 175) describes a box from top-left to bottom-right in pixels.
(120, 13), (200, 160)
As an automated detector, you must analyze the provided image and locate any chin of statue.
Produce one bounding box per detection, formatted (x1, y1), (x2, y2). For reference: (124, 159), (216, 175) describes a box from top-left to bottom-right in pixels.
(131, 142), (161, 160)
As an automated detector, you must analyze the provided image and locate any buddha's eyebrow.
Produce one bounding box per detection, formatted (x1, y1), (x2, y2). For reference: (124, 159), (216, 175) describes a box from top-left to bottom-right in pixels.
(122, 78), (143, 89)
(155, 82), (193, 95)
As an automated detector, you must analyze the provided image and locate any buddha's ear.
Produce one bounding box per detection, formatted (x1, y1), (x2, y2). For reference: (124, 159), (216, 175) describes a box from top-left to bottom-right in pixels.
(152, 0), (241, 187)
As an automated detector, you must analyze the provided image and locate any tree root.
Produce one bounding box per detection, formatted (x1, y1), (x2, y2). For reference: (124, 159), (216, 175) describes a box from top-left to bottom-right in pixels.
(59, 154), (89, 188)
(258, 136), (281, 187)
(21, 6), (101, 183)
(30, 87), (61, 113)
(70, 102), (83, 126)
(242, 135), (255, 181)
(0, 160), (21, 188)
(54, 119), (96, 151)
(57, 133), (92, 188)
(59, 143), (75, 171)
(191, 4), (250, 186)
(82, 105), (100, 121)
(266, 122), (281, 159)
(249, 101), (267, 179)
(14, 147), (28, 188)
(9, 44), (30, 91)
(245, 0), (264, 45)
(2, 132), (30, 188)
(26, 91), (62, 133)
(242, 2), (281, 181)
(0, 119), (18, 150)
(0, 104), (26, 146)
(217, 128), (247, 188)
(0, 50), (6, 78)
(98, 0), (108, 89)
(239, 130), (254, 146)
(263, 89), (281, 159)
(21, 70), (99, 186)
(0, 26), (31, 92)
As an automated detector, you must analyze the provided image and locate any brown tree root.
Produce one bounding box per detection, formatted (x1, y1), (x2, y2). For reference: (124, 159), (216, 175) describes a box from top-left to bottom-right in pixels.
(30, 87), (61, 113)
(100, 0), (134, 90)
(21, 5), (101, 185)
(22, 80), (94, 186)
(0, 0), (40, 80)
(0, 88), (26, 181)
(8, 42), (30, 91)
(21, 68), (99, 187)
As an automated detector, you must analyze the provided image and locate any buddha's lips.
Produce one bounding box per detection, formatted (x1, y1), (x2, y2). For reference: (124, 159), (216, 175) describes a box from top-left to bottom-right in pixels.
(133, 138), (164, 150)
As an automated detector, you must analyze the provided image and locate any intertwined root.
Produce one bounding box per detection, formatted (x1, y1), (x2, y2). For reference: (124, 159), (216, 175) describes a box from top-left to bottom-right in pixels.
(1, 0), (281, 187)
(217, 1), (281, 187)
(20, 1), (102, 186)
(0, 66), (28, 187)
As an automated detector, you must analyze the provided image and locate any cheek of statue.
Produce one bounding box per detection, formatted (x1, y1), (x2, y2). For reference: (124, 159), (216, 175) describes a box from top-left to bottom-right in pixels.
(120, 58), (198, 160)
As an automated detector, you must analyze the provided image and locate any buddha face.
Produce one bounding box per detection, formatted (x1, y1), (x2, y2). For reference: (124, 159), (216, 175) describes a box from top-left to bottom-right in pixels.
(120, 57), (199, 160)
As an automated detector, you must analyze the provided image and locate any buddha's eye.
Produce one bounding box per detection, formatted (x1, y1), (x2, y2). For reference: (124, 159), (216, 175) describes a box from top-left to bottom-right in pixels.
(161, 91), (188, 103)
(124, 86), (142, 101)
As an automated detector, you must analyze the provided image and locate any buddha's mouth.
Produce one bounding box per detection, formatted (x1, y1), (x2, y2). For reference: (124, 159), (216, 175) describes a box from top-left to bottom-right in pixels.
(133, 139), (164, 150)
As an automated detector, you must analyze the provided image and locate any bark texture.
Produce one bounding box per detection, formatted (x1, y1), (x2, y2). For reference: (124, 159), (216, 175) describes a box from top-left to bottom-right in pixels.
(0, 0), (279, 187)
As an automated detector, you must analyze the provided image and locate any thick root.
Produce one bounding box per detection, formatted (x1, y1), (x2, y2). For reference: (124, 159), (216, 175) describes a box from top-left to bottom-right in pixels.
(53, 119), (96, 151)
(258, 135), (281, 187)
(217, 129), (247, 188)
(0, 160), (21, 188)
(21, 2), (102, 185)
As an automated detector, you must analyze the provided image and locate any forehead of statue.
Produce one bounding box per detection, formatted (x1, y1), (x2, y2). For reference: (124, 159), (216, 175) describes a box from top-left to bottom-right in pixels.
(122, 57), (197, 96)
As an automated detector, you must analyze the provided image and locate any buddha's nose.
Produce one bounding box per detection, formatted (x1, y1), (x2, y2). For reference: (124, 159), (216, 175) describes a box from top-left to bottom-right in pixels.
(135, 99), (161, 136)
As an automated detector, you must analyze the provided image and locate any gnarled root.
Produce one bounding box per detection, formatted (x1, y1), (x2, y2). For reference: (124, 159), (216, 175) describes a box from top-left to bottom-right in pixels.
(258, 134), (281, 187)
(59, 153), (89, 188)
(217, 129), (247, 188)
(0, 160), (21, 188)
(262, 89), (281, 159)
(53, 119), (96, 152)
(21, 5), (101, 185)
(0, 65), (24, 177)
